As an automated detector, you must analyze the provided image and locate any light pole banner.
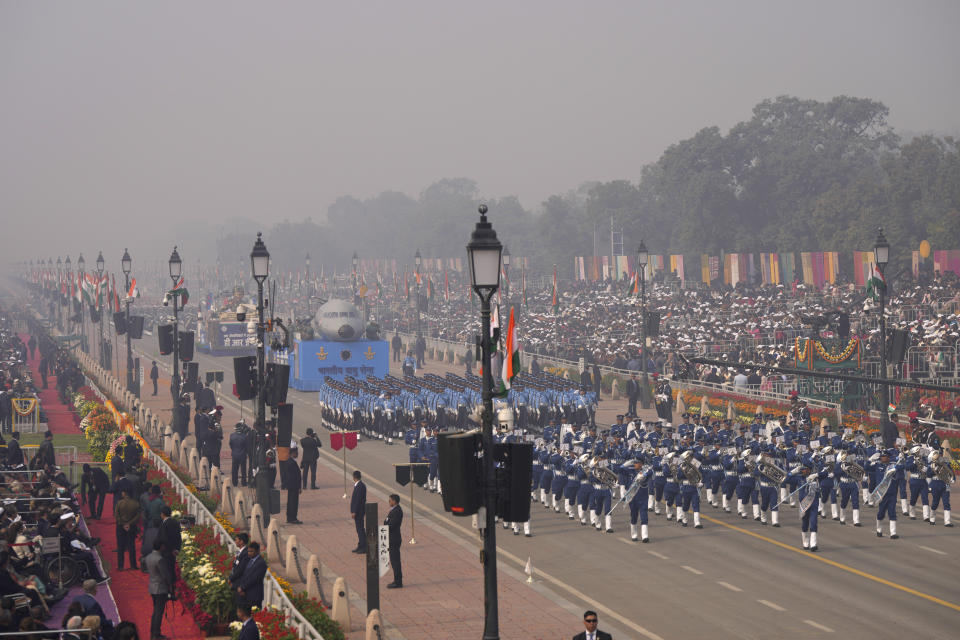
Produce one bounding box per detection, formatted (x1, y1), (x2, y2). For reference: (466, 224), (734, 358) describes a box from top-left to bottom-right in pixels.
(378, 525), (390, 578)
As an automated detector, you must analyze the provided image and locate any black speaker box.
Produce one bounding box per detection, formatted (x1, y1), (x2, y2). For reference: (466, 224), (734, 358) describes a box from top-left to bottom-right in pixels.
(276, 404), (294, 447)
(837, 313), (850, 338)
(179, 331), (195, 362)
(493, 442), (533, 522)
(437, 432), (482, 516)
(887, 329), (910, 364)
(128, 316), (145, 339)
(233, 356), (257, 400)
(265, 363), (290, 407)
(114, 312), (127, 335)
(645, 311), (661, 337)
(158, 324), (174, 355)
(184, 362), (199, 391)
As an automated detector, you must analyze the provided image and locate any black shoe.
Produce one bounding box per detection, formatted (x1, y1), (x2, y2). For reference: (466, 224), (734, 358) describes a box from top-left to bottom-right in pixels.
(809, 546), (818, 552)
(694, 524), (703, 529)
(354, 548), (368, 554)
(311, 486), (318, 490)
(386, 582), (403, 589)
(876, 531), (883, 537)
(890, 534), (900, 539)
(772, 523), (780, 528)
(832, 517), (839, 521)
(838, 521), (845, 526)
(287, 520), (304, 525)
(513, 530), (519, 535)
(945, 523), (954, 527)
(641, 538), (649, 543)
(525, 533), (532, 537)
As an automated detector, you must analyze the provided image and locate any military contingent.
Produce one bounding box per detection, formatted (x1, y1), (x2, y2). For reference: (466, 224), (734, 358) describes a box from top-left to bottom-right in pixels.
(319, 374), (955, 552)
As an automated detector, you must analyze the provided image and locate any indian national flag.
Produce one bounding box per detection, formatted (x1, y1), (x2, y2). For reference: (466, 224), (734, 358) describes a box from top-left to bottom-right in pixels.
(499, 306), (519, 394)
(866, 263), (886, 300)
(551, 266), (559, 314)
(126, 277), (141, 301)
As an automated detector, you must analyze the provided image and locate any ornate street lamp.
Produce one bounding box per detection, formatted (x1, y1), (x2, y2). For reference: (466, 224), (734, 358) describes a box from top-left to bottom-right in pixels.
(637, 241), (650, 409)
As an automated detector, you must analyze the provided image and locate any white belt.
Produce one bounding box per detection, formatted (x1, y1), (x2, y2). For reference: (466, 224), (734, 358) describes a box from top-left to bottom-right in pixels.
(567, 475), (577, 481)
(681, 481), (697, 486)
(739, 474), (753, 480)
(909, 473), (923, 480)
(839, 478), (857, 484)
(593, 484), (603, 490)
(759, 481), (776, 488)
(725, 471), (737, 476)
(655, 472), (665, 477)
(543, 464), (553, 470)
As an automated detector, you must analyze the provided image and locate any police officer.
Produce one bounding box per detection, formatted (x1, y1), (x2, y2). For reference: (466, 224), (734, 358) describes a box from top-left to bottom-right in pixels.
(300, 428), (321, 490)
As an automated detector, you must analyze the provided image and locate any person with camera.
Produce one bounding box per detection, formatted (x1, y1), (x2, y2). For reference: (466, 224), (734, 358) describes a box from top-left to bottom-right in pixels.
(145, 539), (172, 640)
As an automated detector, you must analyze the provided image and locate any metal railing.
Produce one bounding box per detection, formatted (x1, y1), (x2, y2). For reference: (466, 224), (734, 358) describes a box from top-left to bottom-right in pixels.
(10, 397), (42, 434)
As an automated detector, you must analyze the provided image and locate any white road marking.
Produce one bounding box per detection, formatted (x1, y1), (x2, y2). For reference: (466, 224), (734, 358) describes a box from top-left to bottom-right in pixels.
(919, 545), (947, 556)
(717, 581), (742, 592)
(647, 550), (669, 560)
(681, 565), (703, 575)
(804, 620), (834, 632)
(758, 599), (785, 611)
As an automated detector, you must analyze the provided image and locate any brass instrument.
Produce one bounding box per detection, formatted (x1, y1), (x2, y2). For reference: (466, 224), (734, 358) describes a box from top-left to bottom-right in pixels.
(679, 450), (702, 484)
(585, 455), (619, 489)
(838, 451), (865, 482)
(756, 453), (787, 484)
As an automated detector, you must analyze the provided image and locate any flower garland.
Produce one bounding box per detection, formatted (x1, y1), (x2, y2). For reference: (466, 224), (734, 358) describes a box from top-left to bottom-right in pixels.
(794, 337), (809, 364)
(11, 397), (37, 416)
(813, 337), (860, 365)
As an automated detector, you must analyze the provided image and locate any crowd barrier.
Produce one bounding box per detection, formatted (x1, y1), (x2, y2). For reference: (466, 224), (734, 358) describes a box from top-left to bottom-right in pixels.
(10, 396), (42, 434)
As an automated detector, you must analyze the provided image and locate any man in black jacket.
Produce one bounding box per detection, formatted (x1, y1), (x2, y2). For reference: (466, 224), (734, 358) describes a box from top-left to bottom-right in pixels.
(573, 610), (612, 640)
(32, 431), (56, 470)
(625, 373), (640, 418)
(80, 463), (110, 519)
(157, 506), (181, 585)
(228, 532), (251, 603)
(6, 432), (23, 467)
(281, 448), (303, 524)
(384, 494), (403, 588)
(229, 423), (248, 487)
(235, 542), (267, 609)
(299, 428), (321, 490)
(391, 332), (402, 362)
(150, 361), (159, 396)
(350, 470), (367, 553)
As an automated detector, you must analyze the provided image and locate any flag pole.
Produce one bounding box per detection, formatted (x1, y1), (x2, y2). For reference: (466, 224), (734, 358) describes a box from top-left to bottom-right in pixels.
(342, 442), (347, 499)
(409, 480), (416, 544)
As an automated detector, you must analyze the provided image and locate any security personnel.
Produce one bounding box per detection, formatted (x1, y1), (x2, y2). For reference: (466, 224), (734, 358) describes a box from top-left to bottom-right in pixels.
(300, 428), (321, 490)
(281, 446), (303, 525)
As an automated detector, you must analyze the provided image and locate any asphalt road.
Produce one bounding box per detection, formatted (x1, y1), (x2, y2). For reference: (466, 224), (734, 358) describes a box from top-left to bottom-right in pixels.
(136, 339), (960, 640)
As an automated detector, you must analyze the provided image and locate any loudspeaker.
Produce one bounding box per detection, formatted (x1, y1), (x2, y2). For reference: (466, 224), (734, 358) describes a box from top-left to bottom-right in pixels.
(437, 432), (482, 516)
(276, 404), (293, 448)
(128, 316), (145, 339)
(89, 306), (100, 323)
(114, 312), (127, 335)
(493, 442), (533, 522)
(837, 313), (850, 338)
(886, 329), (910, 363)
(265, 363), (290, 407)
(205, 371), (215, 385)
(158, 324), (174, 355)
(184, 362), (199, 392)
(101, 340), (113, 370)
(233, 356), (257, 400)
(179, 331), (195, 362)
(645, 311), (661, 337)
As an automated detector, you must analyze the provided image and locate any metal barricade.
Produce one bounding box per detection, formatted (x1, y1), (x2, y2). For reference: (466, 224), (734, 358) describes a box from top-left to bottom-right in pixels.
(906, 346), (958, 380)
(10, 397), (41, 434)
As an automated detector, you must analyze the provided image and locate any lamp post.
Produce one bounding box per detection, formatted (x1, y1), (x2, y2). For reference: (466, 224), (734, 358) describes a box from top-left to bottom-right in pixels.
(502, 247), (510, 303)
(250, 232), (271, 525)
(122, 249), (136, 396)
(414, 250), (422, 338)
(352, 251), (366, 327)
(466, 204), (503, 640)
(96, 252), (105, 368)
(169, 247), (182, 404)
(305, 253), (312, 315)
(874, 228), (892, 446)
(637, 242), (650, 409)
(65, 256), (72, 333)
(77, 254), (86, 353)
(56, 257), (63, 331)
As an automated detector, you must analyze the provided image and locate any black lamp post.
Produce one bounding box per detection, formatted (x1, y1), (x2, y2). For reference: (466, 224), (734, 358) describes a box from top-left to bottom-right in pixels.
(637, 241), (650, 409)
(874, 227), (891, 446)
(414, 250), (422, 337)
(64, 256), (72, 332)
(77, 254), (86, 353)
(168, 247), (182, 404)
(466, 204), (503, 640)
(250, 232), (271, 525)
(305, 253), (311, 313)
(96, 252), (106, 368)
(502, 247), (510, 302)
(122, 248), (136, 396)
(56, 257), (63, 330)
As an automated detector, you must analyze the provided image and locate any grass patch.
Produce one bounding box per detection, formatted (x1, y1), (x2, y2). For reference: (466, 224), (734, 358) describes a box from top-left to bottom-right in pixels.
(18, 433), (89, 452)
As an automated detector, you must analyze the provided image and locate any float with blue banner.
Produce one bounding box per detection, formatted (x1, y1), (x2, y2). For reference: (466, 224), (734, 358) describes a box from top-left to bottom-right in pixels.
(198, 319), (257, 355)
(274, 338), (390, 390)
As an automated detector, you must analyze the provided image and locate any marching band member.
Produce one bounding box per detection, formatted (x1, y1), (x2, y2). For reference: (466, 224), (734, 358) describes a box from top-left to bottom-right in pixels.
(628, 457), (654, 542)
(905, 445), (930, 521)
(869, 448), (906, 539)
(788, 458), (829, 551)
(926, 450), (953, 527)
(835, 448), (862, 526)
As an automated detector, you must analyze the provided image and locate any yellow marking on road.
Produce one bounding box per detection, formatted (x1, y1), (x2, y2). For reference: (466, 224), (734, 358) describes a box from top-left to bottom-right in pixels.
(701, 514), (960, 613)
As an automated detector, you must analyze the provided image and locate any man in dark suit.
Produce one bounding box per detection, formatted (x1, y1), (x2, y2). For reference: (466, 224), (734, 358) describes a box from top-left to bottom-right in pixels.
(573, 610), (612, 640)
(384, 494), (403, 588)
(350, 470), (367, 553)
(626, 373), (640, 418)
(236, 603), (260, 640)
(157, 506), (181, 585)
(196, 381), (216, 412)
(146, 539), (172, 640)
(281, 448), (303, 524)
(150, 361), (159, 395)
(228, 533), (251, 597)
(235, 542), (267, 609)
(6, 431), (24, 467)
(300, 428), (321, 490)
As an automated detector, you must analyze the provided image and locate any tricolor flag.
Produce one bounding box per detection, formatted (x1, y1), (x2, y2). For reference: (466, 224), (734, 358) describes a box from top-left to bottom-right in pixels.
(165, 277), (189, 306)
(866, 263), (886, 301)
(444, 269), (449, 301)
(632, 268), (639, 296)
(498, 307), (519, 395)
(126, 277), (140, 301)
(112, 275), (121, 313)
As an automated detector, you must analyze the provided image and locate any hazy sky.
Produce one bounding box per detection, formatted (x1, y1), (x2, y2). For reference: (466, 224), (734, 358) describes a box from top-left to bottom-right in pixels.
(2, 1), (959, 268)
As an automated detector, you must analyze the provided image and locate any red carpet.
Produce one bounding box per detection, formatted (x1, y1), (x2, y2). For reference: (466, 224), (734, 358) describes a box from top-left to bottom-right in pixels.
(85, 496), (205, 640)
(20, 333), (81, 434)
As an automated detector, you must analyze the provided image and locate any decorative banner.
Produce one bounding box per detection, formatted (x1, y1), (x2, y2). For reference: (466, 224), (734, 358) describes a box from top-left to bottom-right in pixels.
(396, 465), (411, 487)
(795, 337), (861, 369)
(344, 432), (358, 450)
(330, 432), (343, 451)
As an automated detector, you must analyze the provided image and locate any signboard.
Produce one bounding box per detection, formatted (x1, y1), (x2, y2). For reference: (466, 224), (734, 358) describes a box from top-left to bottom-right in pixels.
(199, 320), (256, 354)
(378, 525), (390, 578)
(279, 338), (389, 390)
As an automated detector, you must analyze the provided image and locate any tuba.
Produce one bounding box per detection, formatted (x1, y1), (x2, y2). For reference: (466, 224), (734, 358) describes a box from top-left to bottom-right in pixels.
(756, 453), (787, 484)
(838, 451), (864, 482)
(679, 450), (702, 484)
(586, 456), (619, 489)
